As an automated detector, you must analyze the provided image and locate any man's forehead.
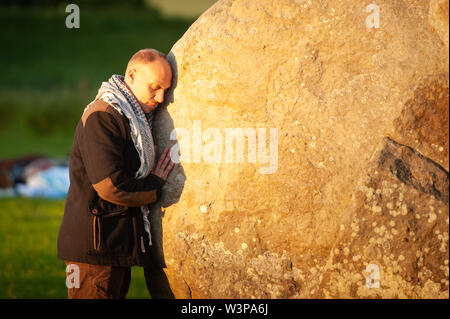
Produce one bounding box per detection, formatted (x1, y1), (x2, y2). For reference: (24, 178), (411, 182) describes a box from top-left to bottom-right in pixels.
(139, 60), (172, 87)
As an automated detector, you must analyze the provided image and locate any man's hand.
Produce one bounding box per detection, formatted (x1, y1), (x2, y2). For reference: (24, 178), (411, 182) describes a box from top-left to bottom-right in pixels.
(151, 147), (175, 181)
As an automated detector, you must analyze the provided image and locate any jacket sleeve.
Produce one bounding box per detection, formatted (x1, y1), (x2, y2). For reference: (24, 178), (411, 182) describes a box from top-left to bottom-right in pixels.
(80, 109), (164, 207)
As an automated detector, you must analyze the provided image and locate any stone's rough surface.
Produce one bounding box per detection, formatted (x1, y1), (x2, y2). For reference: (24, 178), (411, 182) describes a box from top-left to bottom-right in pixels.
(429, 0), (450, 49)
(391, 74), (449, 172)
(316, 137), (449, 298)
(151, 0), (449, 298)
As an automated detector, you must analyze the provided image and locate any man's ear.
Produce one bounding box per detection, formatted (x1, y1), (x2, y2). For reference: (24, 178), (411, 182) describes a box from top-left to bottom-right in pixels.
(127, 68), (136, 84)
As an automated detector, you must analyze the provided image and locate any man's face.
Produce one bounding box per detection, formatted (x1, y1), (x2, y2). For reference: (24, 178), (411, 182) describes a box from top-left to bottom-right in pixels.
(125, 58), (172, 114)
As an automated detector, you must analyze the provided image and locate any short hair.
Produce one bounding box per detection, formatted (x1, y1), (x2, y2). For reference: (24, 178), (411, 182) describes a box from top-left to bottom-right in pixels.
(126, 48), (167, 72)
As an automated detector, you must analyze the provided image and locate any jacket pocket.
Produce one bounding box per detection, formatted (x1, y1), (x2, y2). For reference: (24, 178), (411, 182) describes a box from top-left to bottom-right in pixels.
(89, 197), (128, 218)
(89, 198), (131, 254)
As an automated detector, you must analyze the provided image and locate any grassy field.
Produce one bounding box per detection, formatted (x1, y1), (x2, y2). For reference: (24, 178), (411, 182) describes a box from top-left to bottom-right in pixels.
(0, 2), (209, 298)
(0, 198), (149, 298)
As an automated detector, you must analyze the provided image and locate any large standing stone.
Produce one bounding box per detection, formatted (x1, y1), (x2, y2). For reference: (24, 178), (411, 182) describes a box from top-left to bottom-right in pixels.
(150, 0), (449, 298)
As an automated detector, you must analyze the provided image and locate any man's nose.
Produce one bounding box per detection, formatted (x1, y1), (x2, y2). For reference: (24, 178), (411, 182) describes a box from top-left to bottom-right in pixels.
(155, 91), (164, 103)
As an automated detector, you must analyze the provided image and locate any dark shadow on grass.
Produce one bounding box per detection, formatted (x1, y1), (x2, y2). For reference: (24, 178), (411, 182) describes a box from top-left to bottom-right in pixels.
(146, 52), (185, 299)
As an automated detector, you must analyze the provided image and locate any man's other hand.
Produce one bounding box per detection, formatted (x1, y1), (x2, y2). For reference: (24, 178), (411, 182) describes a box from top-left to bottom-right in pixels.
(151, 147), (175, 181)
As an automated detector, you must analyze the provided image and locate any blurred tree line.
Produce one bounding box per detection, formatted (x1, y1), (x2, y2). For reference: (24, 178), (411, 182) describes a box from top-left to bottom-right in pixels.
(0, 0), (192, 157)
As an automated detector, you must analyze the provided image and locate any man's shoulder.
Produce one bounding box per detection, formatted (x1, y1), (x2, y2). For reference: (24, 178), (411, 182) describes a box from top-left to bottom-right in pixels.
(81, 99), (123, 128)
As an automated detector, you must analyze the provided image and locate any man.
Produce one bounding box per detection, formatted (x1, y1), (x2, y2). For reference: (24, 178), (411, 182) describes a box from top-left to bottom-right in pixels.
(57, 48), (174, 299)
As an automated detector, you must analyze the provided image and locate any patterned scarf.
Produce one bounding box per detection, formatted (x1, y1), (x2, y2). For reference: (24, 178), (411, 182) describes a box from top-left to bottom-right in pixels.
(85, 74), (156, 248)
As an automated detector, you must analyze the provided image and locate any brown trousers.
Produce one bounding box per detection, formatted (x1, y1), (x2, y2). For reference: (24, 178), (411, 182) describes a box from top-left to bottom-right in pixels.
(64, 261), (131, 299)
(64, 260), (175, 299)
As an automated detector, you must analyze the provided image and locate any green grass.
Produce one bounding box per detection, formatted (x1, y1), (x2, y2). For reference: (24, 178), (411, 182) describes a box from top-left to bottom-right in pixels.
(0, 89), (81, 157)
(0, 198), (150, 298)
(0, 130), (74, 158)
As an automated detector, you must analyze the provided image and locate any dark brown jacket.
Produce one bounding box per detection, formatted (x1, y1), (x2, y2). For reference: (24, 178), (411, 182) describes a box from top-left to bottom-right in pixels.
(57, 99), (164, 267)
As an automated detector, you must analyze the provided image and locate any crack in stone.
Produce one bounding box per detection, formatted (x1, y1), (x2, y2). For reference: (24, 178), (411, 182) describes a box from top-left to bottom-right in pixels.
(379, 136), (449, 204)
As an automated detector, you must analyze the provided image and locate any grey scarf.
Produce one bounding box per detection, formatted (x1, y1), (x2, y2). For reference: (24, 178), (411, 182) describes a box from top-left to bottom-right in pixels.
(84, 74), (156, 248)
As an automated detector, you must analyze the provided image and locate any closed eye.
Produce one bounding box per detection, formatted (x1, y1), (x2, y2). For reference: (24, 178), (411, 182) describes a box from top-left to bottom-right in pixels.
(151, 83), (168, 91)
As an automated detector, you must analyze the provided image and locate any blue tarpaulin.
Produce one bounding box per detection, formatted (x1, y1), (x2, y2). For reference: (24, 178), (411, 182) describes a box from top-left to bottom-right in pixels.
(15, 166), (70, 199)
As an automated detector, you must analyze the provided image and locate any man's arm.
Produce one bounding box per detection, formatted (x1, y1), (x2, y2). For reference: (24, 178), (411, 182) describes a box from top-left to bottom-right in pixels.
(80, 109), (165, 207)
